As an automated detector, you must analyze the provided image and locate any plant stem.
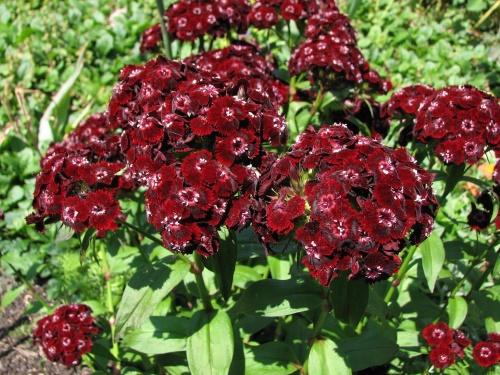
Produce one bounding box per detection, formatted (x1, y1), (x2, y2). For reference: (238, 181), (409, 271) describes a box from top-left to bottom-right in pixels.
(467, 249), (498, 298)
(450, 247), (489, 299)
(306, 84), (324, 127)
(439, 164), (465, 206)
(193, 253), (213, 311)
(384, 245), (418, 304)
(311, 302), (329, 338)
(100, 248), (120, 364)
(475, 0), (500, 28)
(6, 262), (50, 309)
(120, 220), (194, 266)
(155, 0), (172, 58)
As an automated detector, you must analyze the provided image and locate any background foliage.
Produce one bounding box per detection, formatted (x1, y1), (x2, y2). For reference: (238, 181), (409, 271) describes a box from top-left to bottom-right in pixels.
(0, 0), (498, 374)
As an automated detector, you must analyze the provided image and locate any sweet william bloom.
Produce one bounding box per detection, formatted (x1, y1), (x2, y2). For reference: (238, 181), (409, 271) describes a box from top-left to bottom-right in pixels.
(386, 85), (500, 157)
(255, 124), (437, 285)
(473, 341), (499, 367)
(421, 322), (471, 368)
(140, 23), (162, 53)
(33, 304), (99, 367)
(266, 189), (305, 235)
(422, 322), (453, 347)
(107, 53), (287, 257)
(289, 5), (391, 94)
(383, 84), (435, 118)
(429, 346), (456, 369)
(247, 0), (335, 28)
(166, 0), (250, 41)
(185, 43), (289, 108)
(27, 113), (130, 235)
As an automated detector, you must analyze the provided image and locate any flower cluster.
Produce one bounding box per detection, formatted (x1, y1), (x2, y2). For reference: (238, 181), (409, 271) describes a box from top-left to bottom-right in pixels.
(494, 160), (500, 229)
(387, 85), (500, 165)
(247, 0), (330, 29)
(257, 124), (437, 285)
(289, 7), (391, 94)
(473, 333), (500, 368)
(140, 24), (162, 53)
(421, 322), (471, 369)
(185, 43), (288, 107)
(383, 84), (435, 118)
(27, 114), (131, 236)
(166, 0), (249, 41)
(108, 56), (286, 255)
(34, 304), (99, 367)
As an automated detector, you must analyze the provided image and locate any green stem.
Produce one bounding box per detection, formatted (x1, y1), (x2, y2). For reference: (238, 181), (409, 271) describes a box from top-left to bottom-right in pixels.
(120, 220), (193, 266)
(6, 263), (50, 309)
(100, 248), (120, 364)
(475, 0), (500, 28)
(306, 85), (324, 127)
(439, 164), (465, 206)
(384, 245), (418, 304)
(467, 249), (499, 298)
(155, 0), (172, 59)
(450, 247), (489, 299)
(311, 302), (329, 338)
(193, 253), (213, 311)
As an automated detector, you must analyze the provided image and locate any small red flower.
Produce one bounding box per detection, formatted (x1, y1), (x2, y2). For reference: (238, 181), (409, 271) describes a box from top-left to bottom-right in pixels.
(473, 341), (499, 367)
(422, 322), (454, 347)
(34, 304), (99, 367)
(429, 345), (456, 369)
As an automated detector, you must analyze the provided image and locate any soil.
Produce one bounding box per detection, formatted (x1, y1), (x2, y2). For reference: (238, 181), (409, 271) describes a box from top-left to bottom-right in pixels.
(0, 272), (90, 375)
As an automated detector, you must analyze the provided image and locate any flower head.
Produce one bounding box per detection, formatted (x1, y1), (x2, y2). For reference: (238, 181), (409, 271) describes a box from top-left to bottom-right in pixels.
(33, 304), (99, 367)
(255, 124), (437, 285)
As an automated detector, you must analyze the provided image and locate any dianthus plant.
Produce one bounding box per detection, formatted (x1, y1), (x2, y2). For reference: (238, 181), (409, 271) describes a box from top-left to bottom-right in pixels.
(27, 0), (499, 373)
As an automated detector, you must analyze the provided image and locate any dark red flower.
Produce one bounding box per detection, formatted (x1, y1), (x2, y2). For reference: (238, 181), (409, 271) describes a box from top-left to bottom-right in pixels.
(473, 341), (499, 367)
(166, 0), (250, 41)
(422, 322), (453, 347)
(413, 86), (499, 165)
(140, 24), (162, 53)
(255, 124), (437, 285)
(186, 43), (288, 108)
(247, 3), (279, 28)
(288, 6), (390, 95)
(34, 304), (99, 367)
(27, 113), (131, 235)
(266, 190), (305, 235)
(429, 345), (456, 369)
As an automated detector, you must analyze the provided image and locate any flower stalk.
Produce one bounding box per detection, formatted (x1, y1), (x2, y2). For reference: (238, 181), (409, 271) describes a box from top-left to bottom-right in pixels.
(193, 253), (213, 311)
(384, 245), (418, 305)
(155, 0), (172, 58)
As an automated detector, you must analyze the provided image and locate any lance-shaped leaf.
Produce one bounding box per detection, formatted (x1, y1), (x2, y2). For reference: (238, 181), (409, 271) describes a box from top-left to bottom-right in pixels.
(115, 257), (190, 338)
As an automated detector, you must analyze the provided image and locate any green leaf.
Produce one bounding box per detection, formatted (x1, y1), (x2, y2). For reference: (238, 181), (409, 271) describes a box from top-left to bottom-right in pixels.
(419, 232), (445, 293)
(115, 257), (190, 338)
(337, 321), (398, 371)
(330, 275), (369, 327)
(447, 296), (468, 329)
(347, 0), (362, 17)
(187, 310), (234, 375)
(245, 342), (298, 375)
(307, 339), (351, 375)
(467, 0), (487, 12)
(95, 32), (114, 55)
(1, 285), (25, 310)
(122, 316), (189, 355)
(230, 277), (322, 318)
(267, 255), (291, 280)
(38, 45), (86, 151)
(203, 228), (237, 300)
